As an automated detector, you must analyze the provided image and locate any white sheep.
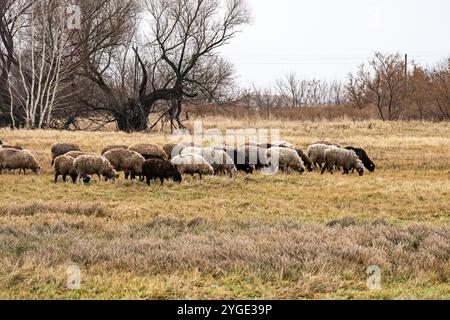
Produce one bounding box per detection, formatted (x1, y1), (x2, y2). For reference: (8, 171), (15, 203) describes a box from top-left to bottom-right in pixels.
(180, 146), (204, 156)
(271, 140), (296, 150)
(322, 147), (365, 176)
(171, 154), (214, 179)
(265, 147), (305, 174)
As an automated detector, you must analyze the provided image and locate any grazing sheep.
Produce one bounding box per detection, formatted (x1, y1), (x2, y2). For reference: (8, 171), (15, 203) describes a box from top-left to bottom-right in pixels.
(345, 146), (376, 172)
(307, 144), (334, 170)
(266, 147), (305, 174)
(180, 146), (204, 156)
(73, 155), (118, 182)
(141, 158), (182, 186)
(129, 144), (168, 160)
(53, 155), (78, 183)
(101, 145), (128, 155)
(0, 149), (41, 174)
(202, 148), (237, 178)
(271, 140), (295, 150)
(215, 146), (254, 174)
(171, 154), (214, 179)
(237, 146), (270, 170)
(322, 147), (365, 176)
(64, 151), (90, 158)
(103, 148), (145, 180)
(51, 143), (81, 165)
(296, 149), (315, 172)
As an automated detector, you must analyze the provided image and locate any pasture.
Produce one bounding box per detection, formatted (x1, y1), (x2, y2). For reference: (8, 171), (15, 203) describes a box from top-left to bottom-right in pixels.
(0, 119), (449, 299)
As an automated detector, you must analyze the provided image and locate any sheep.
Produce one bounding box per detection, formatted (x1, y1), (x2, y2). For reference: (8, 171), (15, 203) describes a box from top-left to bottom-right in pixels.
(0, 149), (41, 174)
(171, 154), (214, 179)
(129, 144), (168, 160)
(345, 146), (376, 172)
(141, 158), (182, 186)
(265, 147), (305, 174)
(237, 146), (270, 170)
(321, 147), (365, 176)
(101, 145), (128, 155)
(53, 155), (78, 183)
(307, 144), (334, 170)
(103, 148), (145, 180)
(202, 148), (237, 178)
(215, 146), (254, 174)
(51, 143), (81, 165)
(73, 155), (118, 183)
(296, 149), (315, 172)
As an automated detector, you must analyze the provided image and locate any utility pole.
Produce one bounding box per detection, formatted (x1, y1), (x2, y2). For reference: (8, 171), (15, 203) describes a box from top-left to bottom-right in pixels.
(404, 53), (408, 77)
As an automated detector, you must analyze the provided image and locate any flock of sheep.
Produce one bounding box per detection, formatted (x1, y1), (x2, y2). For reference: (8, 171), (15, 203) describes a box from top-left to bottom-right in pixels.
(0, 138), (376, 185)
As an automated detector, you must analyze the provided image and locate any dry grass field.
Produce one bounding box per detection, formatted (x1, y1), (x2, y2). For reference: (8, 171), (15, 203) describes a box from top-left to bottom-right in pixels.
(0, 119), (449, 299)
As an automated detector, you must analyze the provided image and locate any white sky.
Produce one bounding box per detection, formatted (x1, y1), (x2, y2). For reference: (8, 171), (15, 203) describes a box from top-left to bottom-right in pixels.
(220, 0), (450, 87)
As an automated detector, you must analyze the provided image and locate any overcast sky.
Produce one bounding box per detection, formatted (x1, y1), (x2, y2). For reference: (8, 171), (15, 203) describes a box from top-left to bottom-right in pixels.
(220, 0), (450, 87)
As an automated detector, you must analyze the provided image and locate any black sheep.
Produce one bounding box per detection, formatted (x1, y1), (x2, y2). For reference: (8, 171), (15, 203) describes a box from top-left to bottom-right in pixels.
(220, 147), (254, 174)
(345, 147), (376, 172)
(142, 158), (182, 186)
(295, 149), (315, 172)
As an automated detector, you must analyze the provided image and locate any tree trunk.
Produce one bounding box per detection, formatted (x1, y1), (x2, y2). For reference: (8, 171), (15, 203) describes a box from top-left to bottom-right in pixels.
(115, 101), (150, 132)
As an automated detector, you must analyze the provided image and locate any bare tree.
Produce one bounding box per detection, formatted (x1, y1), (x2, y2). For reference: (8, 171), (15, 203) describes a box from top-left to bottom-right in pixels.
(347, 52), (407, 121)
(276, 73), (307, 107)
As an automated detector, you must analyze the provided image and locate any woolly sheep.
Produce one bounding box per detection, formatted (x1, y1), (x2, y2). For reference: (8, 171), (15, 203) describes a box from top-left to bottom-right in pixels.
(296, 149), (315, 172)
(265, 147), (305, 174)
(51, 143), (81, 165)
(310, 141), (342, 148)
(73, 155), (118, 182)
(103, 148), (145, 180)
(307, 144), (334, 170)
(171, 154), (214, 179)
(202, 148), (237, 178)
(129, 144), (168, 160)
(53, 155), (78, 183)
(214, 146), (254, 174)
(141, 158), (182, 186)
(322, 147), (365, 176)
(0, 149), (41, 174)
(101, 145), (128, 155)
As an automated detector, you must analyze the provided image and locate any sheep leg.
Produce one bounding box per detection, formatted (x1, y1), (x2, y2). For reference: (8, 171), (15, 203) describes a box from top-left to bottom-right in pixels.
(320, 164), (327, 175)
(199, 173), (202, 180)
(54, 173), (60, 183)
(160, 177), (164, 186)
(71, 175), (77, 184)
(146, 176), (151, 186)
(63, 175), (67, 182)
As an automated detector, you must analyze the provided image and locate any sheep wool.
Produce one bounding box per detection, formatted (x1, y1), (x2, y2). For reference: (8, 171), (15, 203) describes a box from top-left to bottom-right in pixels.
(101, 145), (128, 155)
(322, 147), (365, 176)
(51, 143), (81, 165)
(129, 144), (168, 160)
(202, 148), (237, 177)
(73, 155), (118, 182)
(0, 149), (41, 174)
(265, 147), (305, 174)
(171, 154), (214, 179)
(307, 144), (336, 169)
(103, 148), (145, 179)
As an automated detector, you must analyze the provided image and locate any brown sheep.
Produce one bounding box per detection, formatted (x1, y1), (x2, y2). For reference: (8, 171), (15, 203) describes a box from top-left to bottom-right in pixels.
(296, 149), (315, 172)
(101, 145), (128, 155)
(73, 155), (118, 183)
(51, 143), (81, 165)
(103, 148), (145, 180)
(0, 149), (41, 174)
(141, 158), (182, 186)
(129, 144), (168, 160)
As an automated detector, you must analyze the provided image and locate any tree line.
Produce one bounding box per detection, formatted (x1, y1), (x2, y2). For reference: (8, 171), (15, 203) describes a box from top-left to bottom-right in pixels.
(1, 1), (448, 132)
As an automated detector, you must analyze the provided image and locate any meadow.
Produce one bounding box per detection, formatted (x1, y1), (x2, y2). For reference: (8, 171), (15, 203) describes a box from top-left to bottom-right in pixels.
(0, 118), (449, 299)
